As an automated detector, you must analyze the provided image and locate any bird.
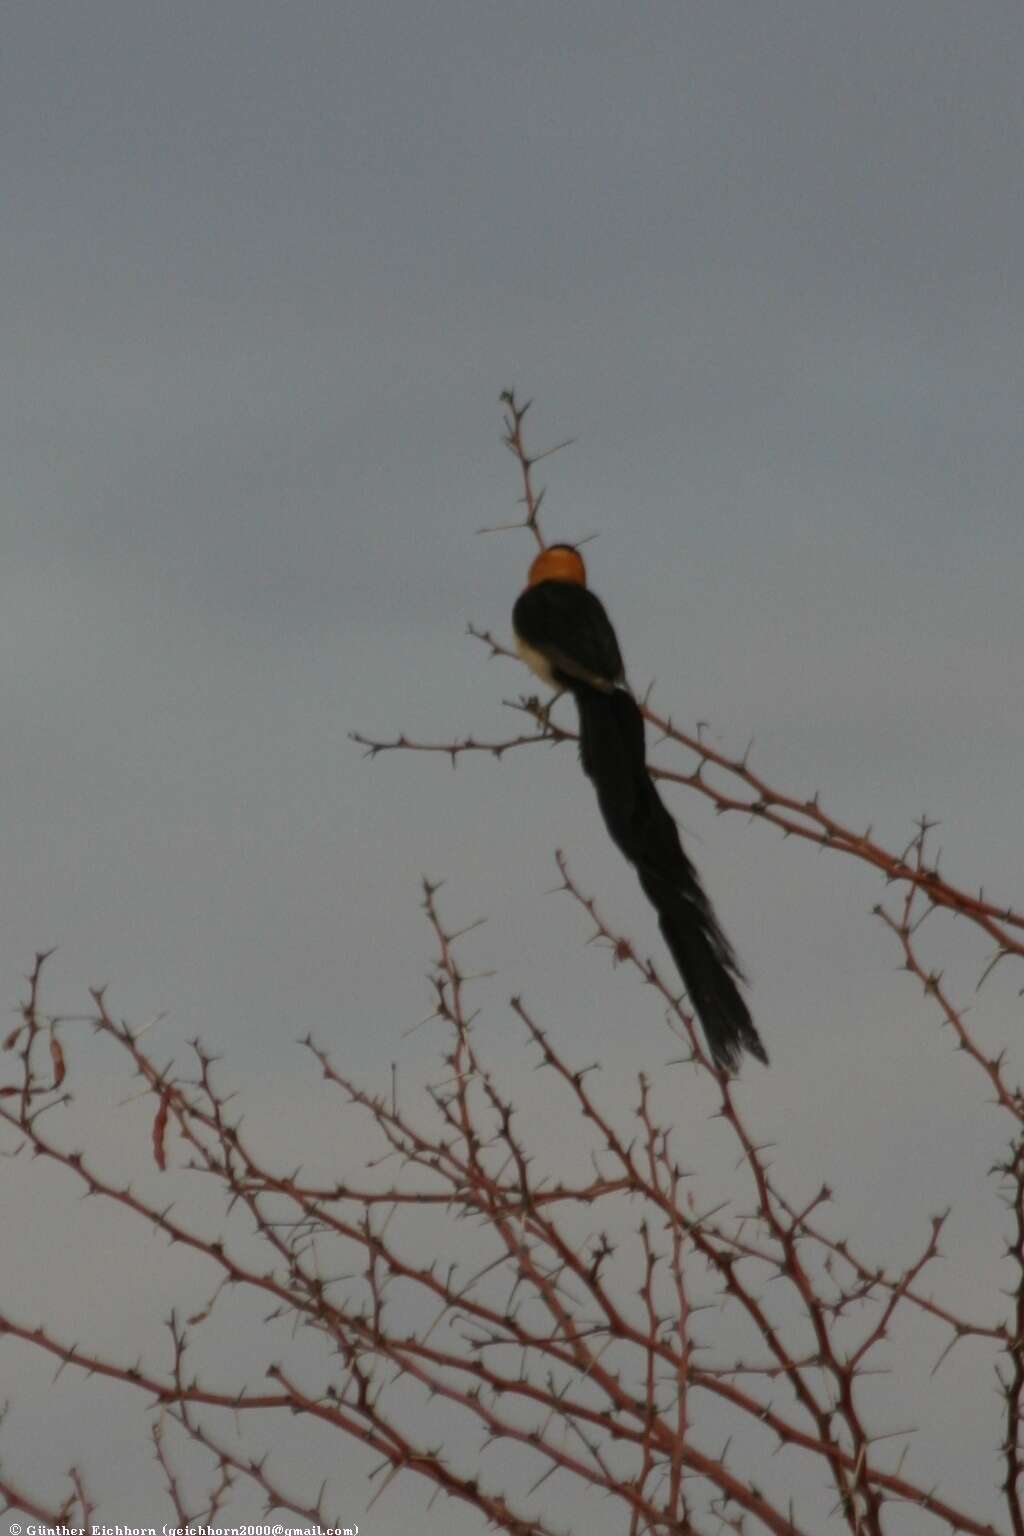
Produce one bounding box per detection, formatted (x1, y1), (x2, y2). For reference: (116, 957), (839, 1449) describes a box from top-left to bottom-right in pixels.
(512, 543), (767, 1073)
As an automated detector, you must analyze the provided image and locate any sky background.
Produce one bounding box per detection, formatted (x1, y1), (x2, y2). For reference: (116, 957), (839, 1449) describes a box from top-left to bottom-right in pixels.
(1, 3), (1023, 1530)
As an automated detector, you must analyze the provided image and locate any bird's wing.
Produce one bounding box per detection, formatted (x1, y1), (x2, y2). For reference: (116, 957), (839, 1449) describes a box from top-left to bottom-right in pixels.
(512, 582), (626, 690)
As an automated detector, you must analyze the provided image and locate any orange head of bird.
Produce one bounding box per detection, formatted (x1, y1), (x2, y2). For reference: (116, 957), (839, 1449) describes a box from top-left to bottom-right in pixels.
(526, 544), (588, 588)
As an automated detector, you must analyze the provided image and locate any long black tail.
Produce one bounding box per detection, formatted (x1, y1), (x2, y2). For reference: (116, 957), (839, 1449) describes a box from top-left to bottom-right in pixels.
(572, 684), (767, 1072)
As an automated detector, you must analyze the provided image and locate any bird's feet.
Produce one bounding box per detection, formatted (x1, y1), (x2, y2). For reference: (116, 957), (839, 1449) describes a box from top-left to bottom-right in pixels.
(531, 689), (566, 735)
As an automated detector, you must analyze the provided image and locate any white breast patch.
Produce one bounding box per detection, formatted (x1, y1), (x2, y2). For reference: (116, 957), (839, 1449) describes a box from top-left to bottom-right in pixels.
(515, 635), (558, 687)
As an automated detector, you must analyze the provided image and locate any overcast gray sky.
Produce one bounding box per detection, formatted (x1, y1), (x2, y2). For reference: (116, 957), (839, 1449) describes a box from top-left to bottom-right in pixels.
(1, 3), (1023, 1529)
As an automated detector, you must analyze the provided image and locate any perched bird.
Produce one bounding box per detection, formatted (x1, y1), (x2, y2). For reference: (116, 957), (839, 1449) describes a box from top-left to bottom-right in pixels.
(512, 544), (767, 1073)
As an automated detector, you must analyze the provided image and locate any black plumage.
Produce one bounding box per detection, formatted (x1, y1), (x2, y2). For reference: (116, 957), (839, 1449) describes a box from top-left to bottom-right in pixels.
(513, 581), (625, 691)
(574, 683), (767, 1072)
(513, 569), (767, 1073)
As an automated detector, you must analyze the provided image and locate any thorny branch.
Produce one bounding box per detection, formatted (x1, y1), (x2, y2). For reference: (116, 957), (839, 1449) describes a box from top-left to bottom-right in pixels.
(354, 644), (1024, 966)
(0, 847), (1019, 1534)
(2, 394), (1022, 1533)
(476, 388), (574, 548)
(345, 394), (1023, 1530)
